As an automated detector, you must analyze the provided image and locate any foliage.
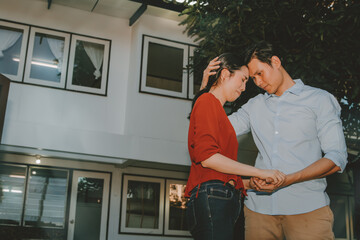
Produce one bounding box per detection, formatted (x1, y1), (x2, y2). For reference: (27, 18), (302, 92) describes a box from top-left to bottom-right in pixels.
(180, 0), (360, 156)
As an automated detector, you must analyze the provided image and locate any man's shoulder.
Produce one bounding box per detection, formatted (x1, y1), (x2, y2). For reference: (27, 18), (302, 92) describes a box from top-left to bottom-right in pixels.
(246, 93), (266, 105)
(301, 84), (340, 111)
(301, 84), (333, 99)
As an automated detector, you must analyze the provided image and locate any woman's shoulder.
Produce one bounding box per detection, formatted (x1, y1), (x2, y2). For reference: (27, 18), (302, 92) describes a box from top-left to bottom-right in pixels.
(196, 92), (217, 105)
(192, 93), (220, 113)
(193, 93), (223, 117)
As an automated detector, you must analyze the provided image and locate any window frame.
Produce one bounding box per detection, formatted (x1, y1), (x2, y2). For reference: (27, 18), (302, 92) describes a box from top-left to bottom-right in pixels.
(164, 179), (190, 236)
(329, 194), (351, 240)
(187, 46), (197, 99)
(66, 35), (110, 95)
(0, 20), (29, 82)
(349, 196), (356, 240)
(23, 166), (70, 229)
(120, 174), (165, 234)
(24, 27), (70, 89)
(0, 163), (27, 226)
(140, 35), (191, 99)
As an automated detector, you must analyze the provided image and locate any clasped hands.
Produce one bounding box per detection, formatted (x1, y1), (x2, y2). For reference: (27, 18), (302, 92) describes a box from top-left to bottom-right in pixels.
(249, 175), (287, 193)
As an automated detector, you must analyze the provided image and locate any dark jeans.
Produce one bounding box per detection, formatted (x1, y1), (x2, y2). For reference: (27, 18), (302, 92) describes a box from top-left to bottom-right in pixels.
(186, 180), (242, 240)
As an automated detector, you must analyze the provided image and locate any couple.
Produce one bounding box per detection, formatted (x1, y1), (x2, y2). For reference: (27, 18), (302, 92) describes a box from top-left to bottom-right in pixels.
(185, 41), (348, 240)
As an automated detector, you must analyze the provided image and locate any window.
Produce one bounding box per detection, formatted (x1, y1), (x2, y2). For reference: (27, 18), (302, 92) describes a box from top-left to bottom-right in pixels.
(67, 35), (110, 95)
(140, 35), (196, 99)
(24, 27), (70, 88)
(120, 175), (165, 234)
(24, 167), (69, 228)
(0, 20), (112, 95)
(164, 179), (190, 236)
(329, 194), (354, 240)
(120, 175), (190, 236)
(0, 164), (26, 225)
(0, 21), (29, 82)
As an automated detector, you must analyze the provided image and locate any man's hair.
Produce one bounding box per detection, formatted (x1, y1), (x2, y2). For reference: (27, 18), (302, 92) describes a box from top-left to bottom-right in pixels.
(244, 41), (281, 66)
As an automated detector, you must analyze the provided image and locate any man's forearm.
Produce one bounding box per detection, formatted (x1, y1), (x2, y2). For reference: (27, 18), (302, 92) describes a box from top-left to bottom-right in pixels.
(284, 158), (340, 187)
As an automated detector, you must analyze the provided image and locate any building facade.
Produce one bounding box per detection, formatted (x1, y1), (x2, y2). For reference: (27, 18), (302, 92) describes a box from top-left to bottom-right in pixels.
(0, 0), (356, 239)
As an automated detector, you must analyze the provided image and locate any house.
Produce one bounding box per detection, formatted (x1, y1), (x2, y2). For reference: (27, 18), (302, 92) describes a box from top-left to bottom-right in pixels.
(0, 0), (356, 239)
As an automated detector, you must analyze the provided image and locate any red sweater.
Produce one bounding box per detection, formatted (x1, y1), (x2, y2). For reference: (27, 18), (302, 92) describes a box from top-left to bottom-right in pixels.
(185, 93), (245, 197)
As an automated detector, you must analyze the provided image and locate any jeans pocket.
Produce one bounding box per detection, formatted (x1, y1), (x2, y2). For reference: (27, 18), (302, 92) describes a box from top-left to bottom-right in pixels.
(186, 198), (197, 232)
(207, 186), (233, 200)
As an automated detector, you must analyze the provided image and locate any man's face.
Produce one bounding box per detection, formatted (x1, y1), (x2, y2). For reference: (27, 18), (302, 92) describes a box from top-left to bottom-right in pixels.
(248, 57), (283, 95)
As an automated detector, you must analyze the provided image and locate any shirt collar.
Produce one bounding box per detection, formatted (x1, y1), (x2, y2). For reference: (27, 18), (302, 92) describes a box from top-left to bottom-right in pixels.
(264, 79), (304, 99)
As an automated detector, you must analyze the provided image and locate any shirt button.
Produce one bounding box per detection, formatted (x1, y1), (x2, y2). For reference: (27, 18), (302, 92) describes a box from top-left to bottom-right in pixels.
(275, 131), (279, 134)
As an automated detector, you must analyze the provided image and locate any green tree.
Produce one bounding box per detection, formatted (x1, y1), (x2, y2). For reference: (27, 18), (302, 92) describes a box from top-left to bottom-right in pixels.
(180, 0), (359, 99)
(180, 0), (360, 157)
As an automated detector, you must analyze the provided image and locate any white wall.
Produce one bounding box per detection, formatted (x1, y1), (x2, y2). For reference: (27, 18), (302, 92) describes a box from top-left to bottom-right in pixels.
(0, 0), (194, 166)
(125, 14), (194, 143)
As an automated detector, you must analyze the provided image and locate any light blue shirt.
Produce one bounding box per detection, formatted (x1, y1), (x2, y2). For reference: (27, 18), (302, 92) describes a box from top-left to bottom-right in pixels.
(229, 79), (348, 215)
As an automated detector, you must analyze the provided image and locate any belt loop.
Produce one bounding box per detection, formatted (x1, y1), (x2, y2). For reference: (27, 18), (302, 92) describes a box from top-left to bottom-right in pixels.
(196, 183), (201, 198)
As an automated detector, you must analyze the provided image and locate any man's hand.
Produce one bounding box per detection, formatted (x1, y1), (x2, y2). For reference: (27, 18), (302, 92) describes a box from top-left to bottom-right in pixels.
(200, 57), (221, 90)
(249, 177), (281, 193)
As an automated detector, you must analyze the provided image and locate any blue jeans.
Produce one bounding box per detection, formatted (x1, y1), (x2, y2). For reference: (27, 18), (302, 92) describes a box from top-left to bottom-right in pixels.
(186, 180), (242, 240)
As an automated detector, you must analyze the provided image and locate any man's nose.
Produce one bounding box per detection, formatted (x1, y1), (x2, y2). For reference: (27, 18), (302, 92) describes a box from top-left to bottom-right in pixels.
(253, 77), (262, 86)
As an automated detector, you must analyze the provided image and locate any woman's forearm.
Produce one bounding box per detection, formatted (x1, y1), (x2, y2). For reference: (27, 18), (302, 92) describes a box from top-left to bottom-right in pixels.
(201, 153), (261, 177)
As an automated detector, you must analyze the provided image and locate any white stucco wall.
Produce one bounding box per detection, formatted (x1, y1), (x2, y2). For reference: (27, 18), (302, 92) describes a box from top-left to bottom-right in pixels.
(125, 14), (194, 143)
(0, 0), (194, 166)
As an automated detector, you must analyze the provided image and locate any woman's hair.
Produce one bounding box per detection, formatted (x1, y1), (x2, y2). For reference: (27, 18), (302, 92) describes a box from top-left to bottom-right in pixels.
(188, 53), (245, 119)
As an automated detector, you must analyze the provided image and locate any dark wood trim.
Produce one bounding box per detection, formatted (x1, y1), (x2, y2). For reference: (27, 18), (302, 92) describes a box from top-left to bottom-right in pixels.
(129, 3), (148, 26)
(47, 0), (52, 9)
(0, 74), (10, 143)
(130, 0), (186, 13)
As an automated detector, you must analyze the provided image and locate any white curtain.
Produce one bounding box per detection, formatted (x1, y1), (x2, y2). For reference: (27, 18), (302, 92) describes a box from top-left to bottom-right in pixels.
(47, 37), (64, 72)
(83, 42), (104, 79)
(0, 28), (22, 58)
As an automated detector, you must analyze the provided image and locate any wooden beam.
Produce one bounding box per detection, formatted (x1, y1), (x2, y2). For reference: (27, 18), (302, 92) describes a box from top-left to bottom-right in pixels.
(129, 3), (147, 26)
(131, 0), (185, 12)
(47, 0), (52, 9)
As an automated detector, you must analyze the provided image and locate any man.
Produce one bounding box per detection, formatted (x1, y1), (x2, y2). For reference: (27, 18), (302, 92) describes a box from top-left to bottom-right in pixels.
(201, 41), (348, 239)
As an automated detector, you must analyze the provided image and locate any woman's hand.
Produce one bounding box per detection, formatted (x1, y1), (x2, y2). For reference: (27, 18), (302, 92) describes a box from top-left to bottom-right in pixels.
(258, 169), (286, 186)
(200, 57), (221, 90)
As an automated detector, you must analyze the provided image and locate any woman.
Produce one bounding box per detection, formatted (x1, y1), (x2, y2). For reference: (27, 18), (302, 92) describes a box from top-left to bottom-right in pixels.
(185, 53), (285, 240)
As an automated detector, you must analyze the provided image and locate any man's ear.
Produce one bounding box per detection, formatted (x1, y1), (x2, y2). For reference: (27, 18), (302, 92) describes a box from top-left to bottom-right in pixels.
(271, 56), (281, 69)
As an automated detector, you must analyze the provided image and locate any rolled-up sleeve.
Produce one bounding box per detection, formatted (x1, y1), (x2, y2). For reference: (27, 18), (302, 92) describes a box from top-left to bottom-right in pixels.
(316, 92), (348, 172)
(191, 97), (221, 163)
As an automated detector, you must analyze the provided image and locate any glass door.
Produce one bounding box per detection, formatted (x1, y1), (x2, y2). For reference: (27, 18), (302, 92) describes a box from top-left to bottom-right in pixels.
(68, 171), (110, 240)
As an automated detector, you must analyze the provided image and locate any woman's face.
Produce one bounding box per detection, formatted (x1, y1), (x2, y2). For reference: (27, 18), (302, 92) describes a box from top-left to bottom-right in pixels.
(224, 66), (249, 102)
